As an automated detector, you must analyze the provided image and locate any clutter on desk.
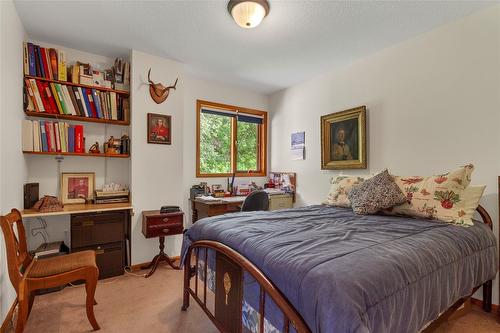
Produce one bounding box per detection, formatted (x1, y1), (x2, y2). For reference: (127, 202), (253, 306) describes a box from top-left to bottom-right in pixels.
(211, 184), (225, 198)
(33, 195), (64, 212)
(190, 182), (209, 200)
(266, 172), (296, 200)
(24, 182), (39, 209)
(94, 183), (130, 204)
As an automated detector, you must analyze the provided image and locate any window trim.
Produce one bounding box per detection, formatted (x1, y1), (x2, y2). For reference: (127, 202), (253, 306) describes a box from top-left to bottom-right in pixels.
(196, 99), (268, 178)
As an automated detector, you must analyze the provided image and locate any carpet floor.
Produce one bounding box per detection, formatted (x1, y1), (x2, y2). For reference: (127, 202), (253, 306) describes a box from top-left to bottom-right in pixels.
(5, 265), (499, 333)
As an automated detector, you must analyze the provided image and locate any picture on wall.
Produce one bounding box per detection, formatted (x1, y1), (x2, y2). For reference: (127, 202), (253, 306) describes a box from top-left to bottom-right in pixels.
(60, 172), (95, 204)
(321, 106), (366, 169)
(148, 113), (172, 144)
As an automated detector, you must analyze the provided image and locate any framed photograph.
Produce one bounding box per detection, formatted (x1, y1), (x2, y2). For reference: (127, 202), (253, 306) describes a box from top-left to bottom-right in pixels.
(148, 113), (171, 144)
(321, 106), (367, 169)
(60, 172), (95, 204)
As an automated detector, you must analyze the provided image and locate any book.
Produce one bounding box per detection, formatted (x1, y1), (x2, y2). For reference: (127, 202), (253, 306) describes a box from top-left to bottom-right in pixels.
(49, 83), (63, 114)
(35, 80), (52, 113)
(66, 86), (80, 116)
(43, 47), (53, 80)
(68, 125), (75, 152)
(61, 85), (77, 116)
(27, 43), (36, 76)
(110, 92), (117, 120)
(45, 121), (54, 152)
(71, 64), (80, 84)
(86, 89), (97, 117)
(74, 125), (84, 153)
(54, 84), (68, 114)
(77, 87), (90, 117)
(49, 48), (58, 80)
(54, 122), (61, 152)
(59, 122), (66, 152)
(40, 121), (48, 152)
(23, 42), (29, 75)
(29, 79), (45, 112)
(22, 120), (33, 151)
(43, 81), (59, 114)
(80, 88), (92, 117)
(57, 50), (67, 81)
(24, 79), (39, 112)
(40, 48), (50, 79)
(32, 120), (41, 152)
(34, 45), (42, 77)
(64, 123), (69, 152)
(24, 85), (36, 112)
(91, 89), (103, 118)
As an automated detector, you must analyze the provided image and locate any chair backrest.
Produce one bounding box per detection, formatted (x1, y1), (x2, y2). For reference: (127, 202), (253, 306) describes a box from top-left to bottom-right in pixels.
(241, 191), (269, 212)
(0, 209), (32, 291)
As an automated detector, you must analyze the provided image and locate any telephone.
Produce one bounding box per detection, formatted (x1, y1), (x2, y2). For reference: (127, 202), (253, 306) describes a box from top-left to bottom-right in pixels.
(160, 205), (181, 214)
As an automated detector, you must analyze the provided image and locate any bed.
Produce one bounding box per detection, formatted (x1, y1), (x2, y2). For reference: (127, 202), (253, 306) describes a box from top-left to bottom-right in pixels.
(180, 205), (497, 333)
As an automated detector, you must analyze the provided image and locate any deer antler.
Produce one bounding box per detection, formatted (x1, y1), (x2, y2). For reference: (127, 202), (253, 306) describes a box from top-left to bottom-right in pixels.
(148, 68), (154, 85)
(167, 78), (178, 90)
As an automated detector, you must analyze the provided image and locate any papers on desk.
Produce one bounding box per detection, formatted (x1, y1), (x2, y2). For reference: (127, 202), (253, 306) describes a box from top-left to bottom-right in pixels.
(196, 195), (222, 202)
(220, 196), (246, 203)
(264, 188), (286, 195)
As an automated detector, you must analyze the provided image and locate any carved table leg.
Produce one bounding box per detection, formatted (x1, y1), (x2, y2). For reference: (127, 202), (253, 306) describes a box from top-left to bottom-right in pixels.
(142, 236), (180, 278)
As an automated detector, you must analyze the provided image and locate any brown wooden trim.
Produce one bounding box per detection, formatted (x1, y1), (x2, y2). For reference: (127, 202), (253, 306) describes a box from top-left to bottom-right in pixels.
(23, 151), (130, 158)
(128, 256), (180, 272)
(195, 99), (268, 178)
(1, 298), (18, 332)
(25, 75), (129, 95)
(471, 297), (499, 313)
(25, 111), (129, 126)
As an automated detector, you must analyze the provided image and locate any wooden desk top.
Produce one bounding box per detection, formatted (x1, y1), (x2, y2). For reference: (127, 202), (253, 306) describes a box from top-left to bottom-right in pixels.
(22, 202), (133, 218)
(192, 196), (246, 205)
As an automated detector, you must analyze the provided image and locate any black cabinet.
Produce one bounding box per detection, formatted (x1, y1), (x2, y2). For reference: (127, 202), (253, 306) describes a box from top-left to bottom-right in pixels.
(71, 209), (130, 279)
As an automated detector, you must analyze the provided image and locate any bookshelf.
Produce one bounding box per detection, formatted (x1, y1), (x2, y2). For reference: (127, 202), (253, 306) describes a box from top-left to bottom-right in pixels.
(23, 151), (130, 158)
(25, 75), (130, 95)
(25, 111), (129, 126)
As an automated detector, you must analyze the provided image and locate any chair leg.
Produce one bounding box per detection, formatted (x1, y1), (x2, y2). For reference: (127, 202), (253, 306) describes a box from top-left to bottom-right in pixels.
(15, 295), (29, 333)
(85, 269), (100, 331)
(27, 291), (35, 317)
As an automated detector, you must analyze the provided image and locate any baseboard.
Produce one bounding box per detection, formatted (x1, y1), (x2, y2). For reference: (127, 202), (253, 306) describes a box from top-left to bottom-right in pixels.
(471, 297), (499, 313)
(1, 298), (18, 333)
(128, 256), (180, 272)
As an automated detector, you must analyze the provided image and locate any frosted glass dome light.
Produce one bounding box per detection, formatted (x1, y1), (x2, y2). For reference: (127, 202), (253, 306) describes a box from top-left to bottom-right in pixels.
(228, 0), (270, 29)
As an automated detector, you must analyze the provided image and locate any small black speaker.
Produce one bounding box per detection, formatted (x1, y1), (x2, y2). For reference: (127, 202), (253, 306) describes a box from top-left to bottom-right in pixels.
(24, 183), (39, 209)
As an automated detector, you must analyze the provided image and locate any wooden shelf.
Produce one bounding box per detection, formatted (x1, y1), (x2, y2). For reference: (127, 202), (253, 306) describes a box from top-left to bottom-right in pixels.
(25, 75), (130, 96)
(25, 111), (129, 126)
(22, 202), (133, 218)
(23, 151), (130, 158)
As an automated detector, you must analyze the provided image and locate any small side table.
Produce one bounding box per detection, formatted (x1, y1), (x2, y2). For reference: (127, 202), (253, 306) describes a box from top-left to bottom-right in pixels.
(141, 210), (184, 278)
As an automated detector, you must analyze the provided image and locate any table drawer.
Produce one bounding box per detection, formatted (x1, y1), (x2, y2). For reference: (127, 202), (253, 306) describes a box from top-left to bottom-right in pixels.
(144, 213), (183, 226)
(71, 211), (126, 248)
(144, 222), (183, 238)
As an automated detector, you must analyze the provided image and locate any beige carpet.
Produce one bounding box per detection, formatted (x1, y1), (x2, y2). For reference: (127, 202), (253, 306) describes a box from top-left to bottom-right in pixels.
(5, 265), (500, 333)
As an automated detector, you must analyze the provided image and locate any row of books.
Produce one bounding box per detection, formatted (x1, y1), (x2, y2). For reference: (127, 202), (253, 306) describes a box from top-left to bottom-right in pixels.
(23, 42), (130, 91)
(23, 42), (66, 81)
(24, 78), (128, 121)
(22, 120), (84, 153)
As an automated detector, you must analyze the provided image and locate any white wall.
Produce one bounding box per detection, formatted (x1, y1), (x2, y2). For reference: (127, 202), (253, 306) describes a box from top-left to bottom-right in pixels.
(0, 0), (27, 321)
(270, 5), (500, 304)
(130, 50), (185, 264)
(182, 75), (269, 227)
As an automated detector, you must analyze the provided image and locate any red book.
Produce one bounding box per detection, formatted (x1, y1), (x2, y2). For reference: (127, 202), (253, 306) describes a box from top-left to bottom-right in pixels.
(85, 89), (97, 117)
(40, 48), (51, 79)
(43, 81), (58, 114)
(45, 122), (54, 152)
(74, 125), (84, 153)
(36, 80), (52, 113)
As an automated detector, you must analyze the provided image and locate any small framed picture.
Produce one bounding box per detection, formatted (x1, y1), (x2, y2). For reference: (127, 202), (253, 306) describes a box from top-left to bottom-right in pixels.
(60, 172), (95, 204)
(148, 113), (171, 144)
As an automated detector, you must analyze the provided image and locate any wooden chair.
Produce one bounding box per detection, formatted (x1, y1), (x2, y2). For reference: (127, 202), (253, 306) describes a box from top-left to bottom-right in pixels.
(0, 209), (100, 332)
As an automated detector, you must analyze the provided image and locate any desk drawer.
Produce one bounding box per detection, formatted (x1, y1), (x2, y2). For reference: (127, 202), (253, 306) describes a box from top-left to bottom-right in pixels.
(73, 242), (124, 279)
(269, 195), (293, 211)
(71, 211), (126, 248)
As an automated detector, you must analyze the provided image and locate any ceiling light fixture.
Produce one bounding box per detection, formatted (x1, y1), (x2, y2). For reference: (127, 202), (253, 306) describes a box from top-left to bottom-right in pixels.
(228, 0), (270, 29)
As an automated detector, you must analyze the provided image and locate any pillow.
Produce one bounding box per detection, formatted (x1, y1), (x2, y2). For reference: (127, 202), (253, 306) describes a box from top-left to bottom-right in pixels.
(386, 164), (475, 224)
(348, 170), (407, 215)
(323, 175), (365, 207)
(455, 185), (485, 225)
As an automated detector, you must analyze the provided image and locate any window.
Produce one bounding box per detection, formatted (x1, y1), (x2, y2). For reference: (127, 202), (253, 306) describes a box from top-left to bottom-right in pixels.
(196, 100), (267, 177)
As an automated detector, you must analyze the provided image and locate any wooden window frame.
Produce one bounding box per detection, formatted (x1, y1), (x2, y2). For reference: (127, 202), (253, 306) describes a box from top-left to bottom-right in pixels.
(196, 99), (267, 178)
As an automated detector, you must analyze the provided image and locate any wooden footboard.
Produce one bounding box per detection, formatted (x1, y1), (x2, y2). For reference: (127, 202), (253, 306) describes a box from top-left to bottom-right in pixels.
(181, 205), (494, 333)
(181, 240), (311, 333)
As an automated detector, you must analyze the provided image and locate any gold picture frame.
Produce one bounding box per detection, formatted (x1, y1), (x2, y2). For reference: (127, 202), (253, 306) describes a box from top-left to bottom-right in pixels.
(321, 106), (367, 170)
(60, 172), (95, 204)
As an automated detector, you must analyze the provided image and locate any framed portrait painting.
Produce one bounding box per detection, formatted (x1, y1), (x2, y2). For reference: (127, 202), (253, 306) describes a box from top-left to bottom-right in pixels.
(60, 172), (95, 204)
(148, 113), (171, 144)
(321, 106), (367, 170)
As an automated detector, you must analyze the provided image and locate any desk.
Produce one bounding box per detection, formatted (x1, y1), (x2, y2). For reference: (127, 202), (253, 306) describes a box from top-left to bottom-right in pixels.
(22, 202), (133, 279)
(190, 193), (294, 223)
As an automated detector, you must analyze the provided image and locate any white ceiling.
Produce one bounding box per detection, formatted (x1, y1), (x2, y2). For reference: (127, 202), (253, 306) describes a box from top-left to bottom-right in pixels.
(14, 1), (497, 94)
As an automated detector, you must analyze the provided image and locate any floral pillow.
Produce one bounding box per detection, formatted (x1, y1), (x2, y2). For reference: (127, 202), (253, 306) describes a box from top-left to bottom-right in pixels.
(323, 175), (365, 207)
(386, 164), (475, 225)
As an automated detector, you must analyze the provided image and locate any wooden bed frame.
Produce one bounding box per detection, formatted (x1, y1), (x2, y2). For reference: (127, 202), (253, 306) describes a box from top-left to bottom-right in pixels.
(181, 205), (494, 333)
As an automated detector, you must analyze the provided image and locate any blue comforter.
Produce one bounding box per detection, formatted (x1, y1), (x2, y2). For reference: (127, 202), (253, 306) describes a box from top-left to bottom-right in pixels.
(181, 205), (498, 333)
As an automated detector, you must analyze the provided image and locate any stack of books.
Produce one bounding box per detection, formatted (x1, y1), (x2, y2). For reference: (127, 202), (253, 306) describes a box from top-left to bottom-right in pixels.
(24, 77), (128, 121)
(94, 190), (130, 204)
(24, 42), (67, 81)
(22, 119), (84, 153)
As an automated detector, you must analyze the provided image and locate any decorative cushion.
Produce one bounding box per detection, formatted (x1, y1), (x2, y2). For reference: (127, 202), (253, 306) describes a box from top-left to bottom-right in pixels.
(348, 170), (407, 215)
(323, 175), (365, 207)
(386, 164), (475, 225)
(456, 185), (485, 225)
